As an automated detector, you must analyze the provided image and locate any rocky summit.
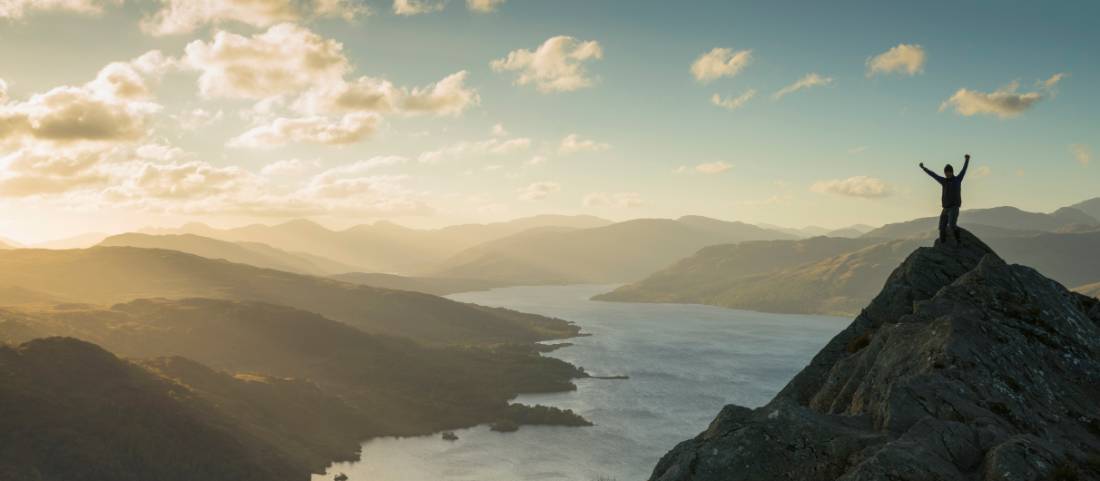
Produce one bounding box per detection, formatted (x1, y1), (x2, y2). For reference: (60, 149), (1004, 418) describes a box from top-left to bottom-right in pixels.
(649, 229), (1100, 481)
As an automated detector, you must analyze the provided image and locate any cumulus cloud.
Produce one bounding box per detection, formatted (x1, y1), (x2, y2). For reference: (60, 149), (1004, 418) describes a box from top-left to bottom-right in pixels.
(0, 0), (119, 19)
(1071, 144), (1091, 166)
(491, 36), (603, 93)
(691, 48), (752, 83)
(518, 181), (560, 201)
(1039, 72), (1066, 90)
(773, 73), (832, 99)
(417, 136), (531, 163)
(694, 161), (731, 174)
(583, 191), (641, 208)
(142, 0), (367, 35)
(866, 43), (925, 77)
(466, 0), (504, 12)
(0, 54), (167, 146)
(298, 71), (479, 117)
(810, 176), (891, 198)
(183, 23), (349, 100)
(559, 133), (609, 155)
(710, 90), (755, 110)
(939, 80), (1048, 118)
(228, 112), (380, 148)
(393, 0), (444, 15)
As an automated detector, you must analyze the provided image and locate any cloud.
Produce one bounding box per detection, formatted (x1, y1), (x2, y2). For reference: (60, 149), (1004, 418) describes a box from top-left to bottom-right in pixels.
(141, 0), (367, 36)
(517, 181), (560, 201)
(1039, 72), (1066, 90)
(0, 0), (119, 19)
(466, 0), (504, 12)
(261, 158), (321, 176)
(228, 112), (380, 148)
(417, 136), (531, 163)
(171, 108), (224, 131)
(694, 161), (732, 174)
(810, 176), (891, 198)
(183, 23), (349, 100)
(691, 48), (752, 83)
(848, 146), (868, 154)
(583, 191), (641, 208)
(710, 90), (755, 110)
(773, 73), (832, 99)
(299, 70), (479, 117)
(491, 123), (508, 136)
(559, 133), (609, 155)
(972, 165), (992, 177)
(0, 146), (112, 197)
(0, 54), (166, 146)
(393, 0), (444, 15)
(866, 43), (925, 77)
(491, 36), (603, 93)
(1071, 144), (1091, 166)
(939, 80), (1050, 118)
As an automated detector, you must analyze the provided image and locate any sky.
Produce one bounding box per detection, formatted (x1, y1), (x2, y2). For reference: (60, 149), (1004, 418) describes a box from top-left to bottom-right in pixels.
(0, 0), (1097, 243)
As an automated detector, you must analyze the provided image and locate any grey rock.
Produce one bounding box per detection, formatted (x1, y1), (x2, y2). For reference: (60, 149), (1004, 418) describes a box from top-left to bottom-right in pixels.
(649, 229), (1100, 481)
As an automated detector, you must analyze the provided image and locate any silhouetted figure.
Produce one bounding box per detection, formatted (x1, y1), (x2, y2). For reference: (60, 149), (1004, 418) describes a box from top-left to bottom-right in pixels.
(920, 154), (970, 243)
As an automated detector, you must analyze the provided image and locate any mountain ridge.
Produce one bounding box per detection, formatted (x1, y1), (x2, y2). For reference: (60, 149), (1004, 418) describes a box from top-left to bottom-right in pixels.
(649, 229), (1100, 481)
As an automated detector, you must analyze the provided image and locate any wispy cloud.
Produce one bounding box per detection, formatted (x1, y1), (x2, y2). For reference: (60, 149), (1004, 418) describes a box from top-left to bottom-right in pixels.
(393, 0), (444, 15)
(517, 181), (561, 201)
(810, 176), (891, 198)
(694, 161), (732, 174)
(773, 73), (832, 100)
(583, 192), (642, 208)
(559, 134), (610, 155)
(467, 0), (505, 12)
(1071, 144), (1091, 166)
(710, 90), (756, 110)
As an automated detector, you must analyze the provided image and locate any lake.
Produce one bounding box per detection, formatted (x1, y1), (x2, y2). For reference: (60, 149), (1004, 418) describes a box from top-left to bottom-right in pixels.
(313, 284), (849, 481)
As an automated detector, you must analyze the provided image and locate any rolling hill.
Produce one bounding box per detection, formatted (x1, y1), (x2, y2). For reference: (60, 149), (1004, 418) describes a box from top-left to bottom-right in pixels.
(332, 272), (506, 295)
(0, 298), (587, 473)
(429, 217), (797, 284)
(99, 233), (355, 276)
(1075, 282), (1100, 298)
(1070, 196), (1100, 220)
(0, 337), (306, 481)
(143, 215), (611, 274)
(600, 231), (1100, 316)
(0, 247), (579, 345)
(862, 205), (1098, 239)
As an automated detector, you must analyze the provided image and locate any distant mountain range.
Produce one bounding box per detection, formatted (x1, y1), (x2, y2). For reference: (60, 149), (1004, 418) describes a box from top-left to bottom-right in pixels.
(428, 216), (797, 284)
(600, 229), (1100, 316)
(142, 214), (611, 273)
(332, 272), (507, 295)
(862, 205), (1098, 239)
(100, 233), (356, 276)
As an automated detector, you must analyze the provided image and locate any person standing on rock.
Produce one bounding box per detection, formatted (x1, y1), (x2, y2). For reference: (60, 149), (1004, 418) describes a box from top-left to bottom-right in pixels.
(920, 154), (970, 244)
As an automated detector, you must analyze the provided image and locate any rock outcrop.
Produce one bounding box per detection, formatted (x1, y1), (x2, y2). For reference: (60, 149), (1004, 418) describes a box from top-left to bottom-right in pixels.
(649, 229), (1100, 481)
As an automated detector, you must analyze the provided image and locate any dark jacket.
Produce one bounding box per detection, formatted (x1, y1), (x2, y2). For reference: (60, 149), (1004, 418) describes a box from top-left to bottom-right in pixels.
(922, 158), (969, 208)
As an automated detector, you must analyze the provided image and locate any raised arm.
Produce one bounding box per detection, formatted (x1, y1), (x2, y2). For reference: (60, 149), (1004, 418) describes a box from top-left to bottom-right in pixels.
(920, 162), (945, 183)
(958, 154), (971, 180)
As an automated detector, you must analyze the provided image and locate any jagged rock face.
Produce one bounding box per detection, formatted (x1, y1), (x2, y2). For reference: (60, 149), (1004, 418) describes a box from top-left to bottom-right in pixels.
(650, 229), (1100, 481)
